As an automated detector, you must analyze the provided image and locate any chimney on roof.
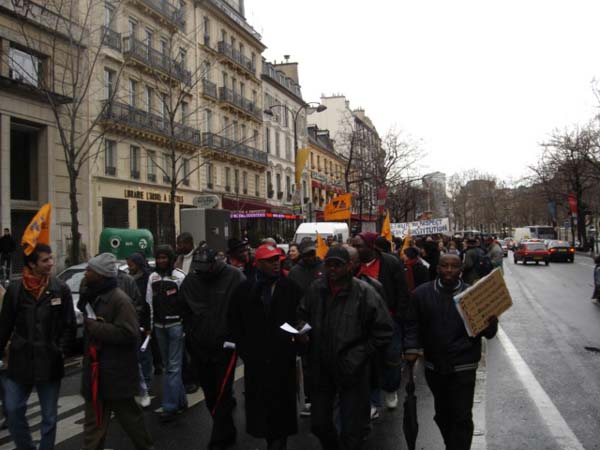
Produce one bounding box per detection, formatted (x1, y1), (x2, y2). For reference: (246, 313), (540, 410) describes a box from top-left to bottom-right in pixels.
(284, 55), (290, 62)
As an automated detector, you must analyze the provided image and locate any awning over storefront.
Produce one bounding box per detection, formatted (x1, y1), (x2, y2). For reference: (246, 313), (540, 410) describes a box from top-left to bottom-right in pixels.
(222, 197), (301, 220)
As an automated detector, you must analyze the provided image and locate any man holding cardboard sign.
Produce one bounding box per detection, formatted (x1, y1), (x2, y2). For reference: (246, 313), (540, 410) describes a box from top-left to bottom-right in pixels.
(403, 254), (498, 450)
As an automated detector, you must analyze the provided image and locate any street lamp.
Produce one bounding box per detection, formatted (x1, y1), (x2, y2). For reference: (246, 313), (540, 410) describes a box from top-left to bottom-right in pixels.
(264, 101), (327, 221)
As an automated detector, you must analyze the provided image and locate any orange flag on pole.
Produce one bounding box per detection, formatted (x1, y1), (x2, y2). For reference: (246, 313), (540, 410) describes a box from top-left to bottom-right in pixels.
(400, 229), (411, 258)
(316, 232), (329, 260)
(21, 203), (52, 255)
(381, 210), (392, 242)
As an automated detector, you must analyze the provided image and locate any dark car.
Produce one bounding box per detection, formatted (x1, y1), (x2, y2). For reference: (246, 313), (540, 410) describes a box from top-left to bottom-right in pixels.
(514, 242), (550, 265)
(547, 240), (575, 262)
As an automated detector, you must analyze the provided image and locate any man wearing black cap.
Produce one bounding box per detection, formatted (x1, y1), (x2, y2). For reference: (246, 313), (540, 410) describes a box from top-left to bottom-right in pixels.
(288, 239), (325, 295)
(227, 238), (255, 279)
(300, 247), (393, 450)
(228, 244), (304, 450)
(179, 244), (245, 450)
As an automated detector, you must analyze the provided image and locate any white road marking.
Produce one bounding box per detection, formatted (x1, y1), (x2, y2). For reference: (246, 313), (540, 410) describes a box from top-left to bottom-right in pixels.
(497, 327), (585, 450)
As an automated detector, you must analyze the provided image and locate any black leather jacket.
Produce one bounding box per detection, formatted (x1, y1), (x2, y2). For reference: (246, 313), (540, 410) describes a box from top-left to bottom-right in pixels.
(300, 277), (393, 387)
(403, 278), (497, 374)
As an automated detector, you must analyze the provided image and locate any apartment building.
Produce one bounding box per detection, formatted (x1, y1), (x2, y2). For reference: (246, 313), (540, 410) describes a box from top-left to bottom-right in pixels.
(306, 125), (346, 222)
(261, 57), (306, 238)
(0, 0), (90, 268)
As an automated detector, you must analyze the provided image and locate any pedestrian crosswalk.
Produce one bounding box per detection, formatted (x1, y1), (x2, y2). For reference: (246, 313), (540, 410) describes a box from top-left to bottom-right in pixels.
(0, 365), (245, 450)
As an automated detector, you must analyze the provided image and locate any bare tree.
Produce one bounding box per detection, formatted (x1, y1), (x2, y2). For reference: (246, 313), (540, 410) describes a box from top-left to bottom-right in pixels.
(7, 0), (130, 264)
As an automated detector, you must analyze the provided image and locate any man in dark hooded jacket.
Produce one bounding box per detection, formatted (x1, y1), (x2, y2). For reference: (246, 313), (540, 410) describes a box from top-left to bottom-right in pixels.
(288, 239), (324, 295)
(146, 245), (186, 422)
(179, 245), (245, 450)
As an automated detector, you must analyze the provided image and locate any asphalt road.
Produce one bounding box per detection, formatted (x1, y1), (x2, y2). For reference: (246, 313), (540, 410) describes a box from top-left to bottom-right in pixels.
(2, 253), (600, 450)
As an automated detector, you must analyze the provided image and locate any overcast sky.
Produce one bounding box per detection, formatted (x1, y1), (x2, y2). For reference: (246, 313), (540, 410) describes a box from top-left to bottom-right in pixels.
(246, 0), (600, 183)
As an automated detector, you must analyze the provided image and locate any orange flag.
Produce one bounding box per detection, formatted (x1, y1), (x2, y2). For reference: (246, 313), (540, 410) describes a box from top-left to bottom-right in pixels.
(381, 210), (392, 242)
(316, 232), (329, 260)
(21, 203), (52, 255)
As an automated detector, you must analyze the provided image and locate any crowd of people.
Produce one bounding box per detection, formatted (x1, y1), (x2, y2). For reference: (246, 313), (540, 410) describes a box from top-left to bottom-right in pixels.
(0, 231), (503, 450)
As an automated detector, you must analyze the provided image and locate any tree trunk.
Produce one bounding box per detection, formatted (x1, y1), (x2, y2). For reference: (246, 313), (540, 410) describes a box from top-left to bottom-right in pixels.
(69, 170), (80, 266)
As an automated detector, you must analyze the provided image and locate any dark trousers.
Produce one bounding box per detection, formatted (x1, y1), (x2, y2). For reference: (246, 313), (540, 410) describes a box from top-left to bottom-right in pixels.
(425, 369), (477, 450)
(82, 398), (154, 450)
(310, 366), (371, 450)
(0, 253), (11, 276)
(194, 349), (237, 446)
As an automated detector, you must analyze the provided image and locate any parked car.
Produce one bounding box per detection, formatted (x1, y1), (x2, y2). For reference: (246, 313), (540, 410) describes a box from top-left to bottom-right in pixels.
(513, 242), (550, 265)
(547, 240), (575, 262)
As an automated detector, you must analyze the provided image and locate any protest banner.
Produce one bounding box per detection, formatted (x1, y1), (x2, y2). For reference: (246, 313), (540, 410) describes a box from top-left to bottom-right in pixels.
(390, 217), (450, 237)
(453, 269), (513, 337)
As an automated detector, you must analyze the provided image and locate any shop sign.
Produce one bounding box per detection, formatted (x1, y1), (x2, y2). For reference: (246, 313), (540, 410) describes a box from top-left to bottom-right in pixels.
(311, 171), (328, 182)
(124, 189), (183, 203)
(193, 195), (220, 209)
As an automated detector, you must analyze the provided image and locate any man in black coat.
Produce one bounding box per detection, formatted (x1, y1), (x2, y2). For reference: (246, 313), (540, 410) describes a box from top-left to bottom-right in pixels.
(0, 243), (75, 450)
(0, 228), (16, 277)
(404, 253), (498, 450)
(288, 239), (325, 295)
(300, 247), (393, 450)
(228, 244), (303, 450)
(179, 245), (245, 450)
(350, 232), (410, 410)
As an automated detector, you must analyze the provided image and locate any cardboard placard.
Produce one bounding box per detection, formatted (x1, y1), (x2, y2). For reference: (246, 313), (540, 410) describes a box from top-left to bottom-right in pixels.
(454, 269), (513, 337)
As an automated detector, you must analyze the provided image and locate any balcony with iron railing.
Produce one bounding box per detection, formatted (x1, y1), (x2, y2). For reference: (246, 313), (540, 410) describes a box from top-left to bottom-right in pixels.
(100, 101), (201, 147)
(218, 86), (261, 120)
(217, 41), (255, 75)
(138, 0), (185, 30)
(101, 26), (121, 51)
(202, 132), (267, 165)
(123, 36), (191, 84)
(202, 79), (218, 99)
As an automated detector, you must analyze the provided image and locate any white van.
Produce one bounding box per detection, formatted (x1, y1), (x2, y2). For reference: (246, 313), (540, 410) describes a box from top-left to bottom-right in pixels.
(293, 222), (349, 244)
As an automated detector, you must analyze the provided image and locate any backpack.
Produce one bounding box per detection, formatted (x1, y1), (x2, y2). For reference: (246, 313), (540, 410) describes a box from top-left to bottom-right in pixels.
(475, 252), (493, 277)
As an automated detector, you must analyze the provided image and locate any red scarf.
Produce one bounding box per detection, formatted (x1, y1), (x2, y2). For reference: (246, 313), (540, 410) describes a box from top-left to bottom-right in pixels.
(22, 266), (49, 300)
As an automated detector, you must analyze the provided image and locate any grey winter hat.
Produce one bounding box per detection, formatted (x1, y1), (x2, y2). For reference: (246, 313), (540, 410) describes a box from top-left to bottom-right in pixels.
(87, 253), (118, 278)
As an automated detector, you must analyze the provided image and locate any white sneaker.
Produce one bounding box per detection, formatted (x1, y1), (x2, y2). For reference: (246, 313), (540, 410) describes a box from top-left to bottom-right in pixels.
(139, 394), (151, 408)
(383, 390), (398, 409)
(370, 406), (380, 420)
(299, 403), (311, 417)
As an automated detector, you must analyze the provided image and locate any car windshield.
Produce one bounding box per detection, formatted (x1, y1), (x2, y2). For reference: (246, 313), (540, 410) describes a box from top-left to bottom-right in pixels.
(526, 244), (546, 251)
(57, 268), (85, 293)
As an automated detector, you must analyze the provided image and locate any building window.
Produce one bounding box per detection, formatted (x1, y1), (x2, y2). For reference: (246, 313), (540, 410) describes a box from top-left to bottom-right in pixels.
(145, 28), (153, 49)
(285, 137), (291, 161)
(103, 68), (115, 99)
(310, 152), (314, 169)
(303, 180), (307, 199)
(204, 109), (212, 133)
(104, 2), (114, 28)
(242, 171), (248, 194)
(160, 38), (168, 55)
(128, 17), (137, 37)
(181, 101), (188, 125)
(253, 129), (259, 146)
(129, 79), (137, 107)
(160, 93), (168, 118)
(254, 174), (260, 196)
(179, 48), (186, 66)
(163, 153), (172, 182)
(286, 176), (291, 198)
(201, 61), (210, 80)
(276, 174), (282, 198)
(206, 162), (213, 188)
(317, 155), (321, 171)
(275, 131), (280, 157)
(232, 121), (238, 141)
(241, 124), (246, 140)
(203, 16), (210, 45)
(223, 117), (229, 138)
(240, 82), (245, 99)
(252, 90), (257, 105)
(234, 169), (240, 193)
(105, 140), (117, 175)
(147, 150), (157, 181)
(267, 171), (273, 197)
(225, 167), (231, 191)
(182, 158), (190, 185)
(265, 127), (271, 153)
(130, 146), (140, 179)
(145, 86), (153, 112)
(9, 46), (42, 87)
(251, 52), (256, 70)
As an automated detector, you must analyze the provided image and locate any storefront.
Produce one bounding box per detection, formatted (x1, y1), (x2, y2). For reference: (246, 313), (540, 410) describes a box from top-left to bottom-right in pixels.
(91, 179), (195, 253)
(222, 197), (301, 244)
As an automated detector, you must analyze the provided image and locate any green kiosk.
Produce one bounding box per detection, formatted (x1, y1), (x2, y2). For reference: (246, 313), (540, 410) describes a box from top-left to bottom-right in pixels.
(98, 228), (154, 260)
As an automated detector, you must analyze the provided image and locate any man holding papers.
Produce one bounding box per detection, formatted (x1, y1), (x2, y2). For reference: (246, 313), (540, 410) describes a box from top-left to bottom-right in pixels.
(403, 253), (497, 450)
(228, 243), (303, 450)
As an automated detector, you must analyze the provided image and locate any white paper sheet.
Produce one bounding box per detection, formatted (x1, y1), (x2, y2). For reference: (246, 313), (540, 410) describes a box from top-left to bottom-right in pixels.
(280, 322), (312, 335)
(140, 335), (151, 352)
(223, 341), (236, 349)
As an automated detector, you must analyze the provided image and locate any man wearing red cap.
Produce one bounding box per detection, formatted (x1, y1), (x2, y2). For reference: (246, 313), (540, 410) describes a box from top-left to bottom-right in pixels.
(350, 232), (410, 410)
(228, 244), (303, 450)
